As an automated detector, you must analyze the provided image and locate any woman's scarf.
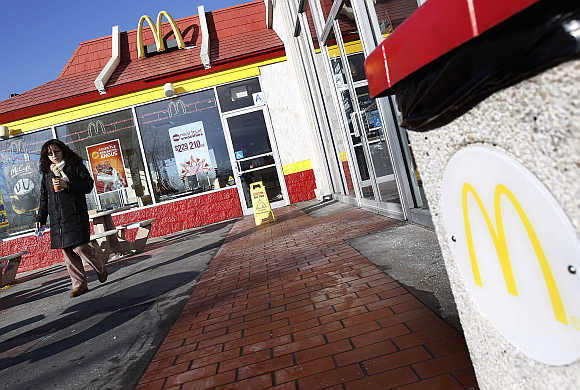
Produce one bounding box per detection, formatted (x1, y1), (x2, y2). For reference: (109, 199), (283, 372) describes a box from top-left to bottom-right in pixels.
(50, 160), (70, 182)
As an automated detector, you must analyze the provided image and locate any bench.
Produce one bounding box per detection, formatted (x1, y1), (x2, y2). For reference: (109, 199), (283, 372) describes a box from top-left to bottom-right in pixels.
(115, 218), (156, 253)
(0, 250), (29, 287)
(89, 229), (127, 263)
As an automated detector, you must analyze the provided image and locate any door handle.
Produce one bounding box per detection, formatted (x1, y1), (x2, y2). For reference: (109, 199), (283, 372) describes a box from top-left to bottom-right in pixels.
(350, 112), (361, 138)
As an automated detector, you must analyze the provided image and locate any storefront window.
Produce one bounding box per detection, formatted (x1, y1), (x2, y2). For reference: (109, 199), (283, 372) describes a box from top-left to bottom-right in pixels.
(55, 110), (151, 211)
(216, 78), (262, 113)
(135, 89), (234, 202)
(0, 129), (53, 238)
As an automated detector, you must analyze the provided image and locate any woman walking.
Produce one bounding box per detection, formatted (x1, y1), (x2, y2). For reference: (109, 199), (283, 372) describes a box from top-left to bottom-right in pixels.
(36, 139), (107, 297)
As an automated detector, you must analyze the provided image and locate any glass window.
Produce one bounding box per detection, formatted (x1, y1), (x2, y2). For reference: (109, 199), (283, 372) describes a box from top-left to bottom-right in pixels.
(0, 129), (53, 238)
(55, 109), (151, 211)
(320, 0), (335, 22)
(216, 78), (262, 113)
(304, 2), (320, 50)
(372, 0), (418, 32)
(347, 53), (366, 83)
(331, 53), (366, 85)
(135, 89), (234, 202)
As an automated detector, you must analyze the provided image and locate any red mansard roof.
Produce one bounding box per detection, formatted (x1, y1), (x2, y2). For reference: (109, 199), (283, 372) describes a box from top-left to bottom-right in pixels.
(0, 1), (284, 124)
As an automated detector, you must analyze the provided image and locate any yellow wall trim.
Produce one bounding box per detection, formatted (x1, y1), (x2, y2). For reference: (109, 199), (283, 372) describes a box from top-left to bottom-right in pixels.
(326, 34), (390, 58)
(283, 159), (313, 175)
(4, 56), (287, 132)
(327, 40), (363, 58)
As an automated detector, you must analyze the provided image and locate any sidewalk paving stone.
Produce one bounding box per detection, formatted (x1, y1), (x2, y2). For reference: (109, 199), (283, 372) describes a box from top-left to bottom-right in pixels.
(136, 205), (478, 390)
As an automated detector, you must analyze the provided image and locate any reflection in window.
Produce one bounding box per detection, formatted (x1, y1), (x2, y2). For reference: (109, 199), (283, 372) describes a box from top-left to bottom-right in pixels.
(136, 89), (234, 202)
(56, 109), (151, 211)
(373, 0), (417, 32)
(0, 129), (52, 238)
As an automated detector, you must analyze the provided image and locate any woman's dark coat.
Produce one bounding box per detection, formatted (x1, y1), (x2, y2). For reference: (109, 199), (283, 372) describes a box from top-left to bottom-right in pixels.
(37, 161), (94, 249)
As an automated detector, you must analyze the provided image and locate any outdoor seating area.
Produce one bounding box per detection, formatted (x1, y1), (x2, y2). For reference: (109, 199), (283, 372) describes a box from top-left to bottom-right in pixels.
(115, 218), (157, 253)
(0, 250), (29, 287)
(89, 207), (156, 263)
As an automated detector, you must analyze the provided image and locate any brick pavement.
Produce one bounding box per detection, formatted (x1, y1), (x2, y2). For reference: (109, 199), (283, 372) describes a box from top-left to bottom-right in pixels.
(136, 205), (478, 390)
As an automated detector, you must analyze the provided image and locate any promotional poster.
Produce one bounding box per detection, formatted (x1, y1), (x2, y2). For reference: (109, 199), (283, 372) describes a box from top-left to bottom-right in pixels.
(1, 139), (42, 217)
(168, 121), (214, 178)
(86, 139), (128, 194)
(0, 188), (8, 228)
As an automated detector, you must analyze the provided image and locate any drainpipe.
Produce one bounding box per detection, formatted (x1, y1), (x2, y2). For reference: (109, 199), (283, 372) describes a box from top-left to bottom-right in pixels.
(94, 25), (121, 95)
(198, 6), (211, 69)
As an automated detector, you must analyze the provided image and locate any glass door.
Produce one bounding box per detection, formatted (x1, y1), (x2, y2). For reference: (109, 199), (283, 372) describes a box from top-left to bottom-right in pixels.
(222, 106), (288, 215)
(356, 86), (399, 204)
(330, 27), (403, 212)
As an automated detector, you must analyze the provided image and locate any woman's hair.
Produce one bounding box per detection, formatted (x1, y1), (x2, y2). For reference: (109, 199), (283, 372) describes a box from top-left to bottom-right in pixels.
(39, 139), (83, 173)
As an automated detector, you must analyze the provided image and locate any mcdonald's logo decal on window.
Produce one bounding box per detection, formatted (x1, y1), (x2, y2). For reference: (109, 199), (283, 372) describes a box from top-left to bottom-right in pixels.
(168, 100), (187, 118)
(137, 11), (185, 59)
(442, 145), (580, 365)
(87, 120), (107, 137)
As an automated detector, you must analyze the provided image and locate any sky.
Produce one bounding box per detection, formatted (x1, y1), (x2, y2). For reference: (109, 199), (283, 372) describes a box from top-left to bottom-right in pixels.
(0, 0), (248, 100)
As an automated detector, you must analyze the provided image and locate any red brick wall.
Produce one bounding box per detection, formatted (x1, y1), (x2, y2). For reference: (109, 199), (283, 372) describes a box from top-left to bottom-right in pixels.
(1, 188), (242, 274)
(284, 169), (317, 204)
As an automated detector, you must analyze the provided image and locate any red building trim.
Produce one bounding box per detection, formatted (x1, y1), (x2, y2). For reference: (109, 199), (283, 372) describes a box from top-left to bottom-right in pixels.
(3, 188), (242, 274)
(284, 169), (317, 204)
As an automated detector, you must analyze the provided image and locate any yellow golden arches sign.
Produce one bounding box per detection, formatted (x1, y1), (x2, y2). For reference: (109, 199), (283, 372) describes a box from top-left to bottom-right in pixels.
(137, 11), (185, 59)
(462, 182), (566, 324)
(442, 145), (580, 365)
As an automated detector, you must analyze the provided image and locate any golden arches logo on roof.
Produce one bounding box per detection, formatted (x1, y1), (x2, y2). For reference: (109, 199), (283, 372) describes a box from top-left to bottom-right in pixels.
(137, 11), (185, 59)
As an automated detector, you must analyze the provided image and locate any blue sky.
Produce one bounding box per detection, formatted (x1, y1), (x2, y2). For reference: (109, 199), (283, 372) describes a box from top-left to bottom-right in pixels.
(0, 0), (248, 100)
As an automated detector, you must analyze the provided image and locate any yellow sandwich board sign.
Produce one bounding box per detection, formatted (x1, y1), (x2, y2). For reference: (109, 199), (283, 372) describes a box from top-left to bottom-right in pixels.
(250, 181), (275, 226)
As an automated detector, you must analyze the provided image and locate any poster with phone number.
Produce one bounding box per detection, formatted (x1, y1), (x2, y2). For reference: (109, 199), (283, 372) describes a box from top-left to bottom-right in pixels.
(169, 121), (214, 178)
(86, 139), (128, 195)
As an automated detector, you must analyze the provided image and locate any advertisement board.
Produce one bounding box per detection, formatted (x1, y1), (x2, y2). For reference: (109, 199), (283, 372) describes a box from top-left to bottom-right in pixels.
(86, 139), (128, 194)
(0, 188), (8, 228)
(168, 121), (214, 178)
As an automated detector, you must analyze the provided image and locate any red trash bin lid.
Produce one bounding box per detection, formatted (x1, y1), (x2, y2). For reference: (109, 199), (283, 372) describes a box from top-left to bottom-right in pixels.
(365, 0), (541, 98)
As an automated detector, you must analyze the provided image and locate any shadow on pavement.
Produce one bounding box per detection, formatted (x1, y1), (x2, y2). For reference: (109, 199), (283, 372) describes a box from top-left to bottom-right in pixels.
(14, 266), (66, 284)
(147, 221), (236, 251)
(0, 271), (198, 371)
(0, 315), (46, 335)
(0, 277), (71, 312)
(298, 199), (339, 215)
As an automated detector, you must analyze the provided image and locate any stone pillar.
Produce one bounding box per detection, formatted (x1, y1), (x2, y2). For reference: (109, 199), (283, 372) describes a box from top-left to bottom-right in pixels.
(408, 60), (580, 389)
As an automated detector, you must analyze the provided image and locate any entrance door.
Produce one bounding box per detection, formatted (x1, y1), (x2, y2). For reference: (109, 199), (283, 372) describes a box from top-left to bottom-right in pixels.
(222, 107), (288, 215)
(327, 9), (407, 218)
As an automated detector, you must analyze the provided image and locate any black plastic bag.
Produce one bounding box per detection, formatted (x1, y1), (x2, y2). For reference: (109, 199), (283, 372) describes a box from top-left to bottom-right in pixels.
(389, 1), (580, 132)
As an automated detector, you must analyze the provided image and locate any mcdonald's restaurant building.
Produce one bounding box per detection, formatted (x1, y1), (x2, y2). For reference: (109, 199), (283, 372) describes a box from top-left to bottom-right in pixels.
(1, 0), (578, 387)
(0, 0), (424, 272)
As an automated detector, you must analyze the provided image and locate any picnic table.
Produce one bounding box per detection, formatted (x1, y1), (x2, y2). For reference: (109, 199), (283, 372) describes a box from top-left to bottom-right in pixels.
(89, 206), (155, 262)
(90, 205), (134, 254)
(0, 247), (28, 287)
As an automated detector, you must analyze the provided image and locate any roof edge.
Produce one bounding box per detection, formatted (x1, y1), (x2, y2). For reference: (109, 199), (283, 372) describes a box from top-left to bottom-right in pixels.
(0, 47), (286, 127)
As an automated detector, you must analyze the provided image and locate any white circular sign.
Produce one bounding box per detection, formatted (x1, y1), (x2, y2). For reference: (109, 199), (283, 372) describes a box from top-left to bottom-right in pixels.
(442, 145), (580, 365)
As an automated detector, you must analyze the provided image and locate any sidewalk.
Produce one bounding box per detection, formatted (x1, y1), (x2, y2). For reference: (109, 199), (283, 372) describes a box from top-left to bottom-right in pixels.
(137, 205), (478, 390)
